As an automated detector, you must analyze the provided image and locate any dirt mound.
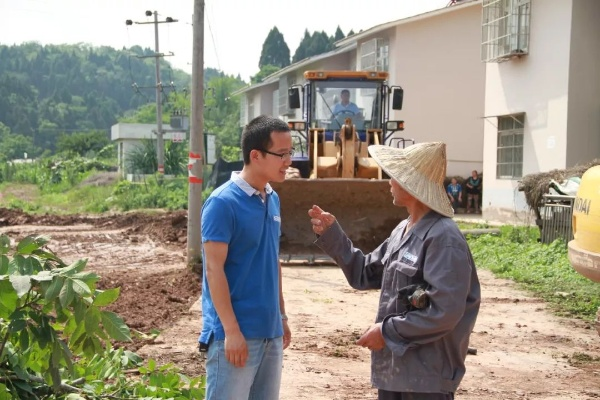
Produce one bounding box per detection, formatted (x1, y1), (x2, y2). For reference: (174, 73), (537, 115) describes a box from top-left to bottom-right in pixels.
(120, 210), (188, 244)
(97, 267), (201, 351)
(0, 208), (94, 226)
(0, 207), (189, 245)
(79, 171), (120, 187)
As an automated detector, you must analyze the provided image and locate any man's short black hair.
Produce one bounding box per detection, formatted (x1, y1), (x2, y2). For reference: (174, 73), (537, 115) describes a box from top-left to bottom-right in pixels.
(341, 89), (350, 95)
(241, 115), (290, 164)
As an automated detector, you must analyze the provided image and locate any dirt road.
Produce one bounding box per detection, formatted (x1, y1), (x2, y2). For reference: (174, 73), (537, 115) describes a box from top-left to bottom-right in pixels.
(1, 208), (599, 399)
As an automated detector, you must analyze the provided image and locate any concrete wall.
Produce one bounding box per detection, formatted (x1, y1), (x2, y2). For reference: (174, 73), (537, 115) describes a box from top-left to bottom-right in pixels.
(383, 3), (485, 177)
(482, 0), (573, 222)
(566, 0), (600, 166)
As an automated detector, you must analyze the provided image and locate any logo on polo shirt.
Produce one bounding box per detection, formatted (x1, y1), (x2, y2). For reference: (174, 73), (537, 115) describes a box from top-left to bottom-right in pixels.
(274, 215), (281, 223)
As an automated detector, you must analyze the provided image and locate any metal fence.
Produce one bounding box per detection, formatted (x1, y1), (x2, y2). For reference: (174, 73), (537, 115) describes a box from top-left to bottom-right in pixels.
(540, 194), (575, 245)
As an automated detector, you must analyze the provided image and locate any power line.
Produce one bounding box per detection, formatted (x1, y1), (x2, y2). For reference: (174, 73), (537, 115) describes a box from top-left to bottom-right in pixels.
(125, 10), (178, 175)
(206, 7), (221, 71)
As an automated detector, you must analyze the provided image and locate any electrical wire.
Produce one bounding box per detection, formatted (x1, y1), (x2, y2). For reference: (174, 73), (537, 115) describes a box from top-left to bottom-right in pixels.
(206, 2), (221, 71)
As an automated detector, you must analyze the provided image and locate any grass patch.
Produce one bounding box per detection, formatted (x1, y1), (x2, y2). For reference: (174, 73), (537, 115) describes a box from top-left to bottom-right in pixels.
(467, 226), (600, 321)
(0, 181), (113, 214)
(456, 221), (492, 230)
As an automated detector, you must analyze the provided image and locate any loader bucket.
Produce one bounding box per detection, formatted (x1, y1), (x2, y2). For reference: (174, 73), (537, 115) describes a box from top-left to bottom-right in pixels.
(271, 178), (408, 264)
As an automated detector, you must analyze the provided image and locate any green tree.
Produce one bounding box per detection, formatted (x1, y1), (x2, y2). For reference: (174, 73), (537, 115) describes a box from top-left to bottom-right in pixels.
(0, 130), (36, 161)
(307, 31), (334, 57)
(56, 130), (110, 157)
(292, 30), (312, 63)
(258, 26), (290, 69)
(292, 30), (337, 63)
(250, 64), (281, 84)
(334, 26), (345, 41)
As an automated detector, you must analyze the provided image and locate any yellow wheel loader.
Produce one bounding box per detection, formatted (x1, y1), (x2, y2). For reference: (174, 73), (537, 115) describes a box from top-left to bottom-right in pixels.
(272, 71), (411, 264)
(567, 165), (600, 335)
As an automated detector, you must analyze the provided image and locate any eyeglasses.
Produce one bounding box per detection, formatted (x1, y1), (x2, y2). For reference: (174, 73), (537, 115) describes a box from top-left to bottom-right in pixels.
(261, 149), (294, 161)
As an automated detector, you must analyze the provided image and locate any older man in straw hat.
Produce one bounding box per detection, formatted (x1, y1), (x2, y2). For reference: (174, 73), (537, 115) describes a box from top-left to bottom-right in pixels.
(308, 142), (480, 400)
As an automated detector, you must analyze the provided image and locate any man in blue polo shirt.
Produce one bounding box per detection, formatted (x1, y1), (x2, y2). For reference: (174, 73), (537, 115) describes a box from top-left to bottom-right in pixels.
(199, 115), (293, 400)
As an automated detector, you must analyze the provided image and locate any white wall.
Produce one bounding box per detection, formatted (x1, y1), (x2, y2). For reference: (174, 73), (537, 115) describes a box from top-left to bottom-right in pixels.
(386, 4), (485, 177)
(111, 123), (184, 176)
(482, 0), (573, 222)
(566, 0), (600, 166)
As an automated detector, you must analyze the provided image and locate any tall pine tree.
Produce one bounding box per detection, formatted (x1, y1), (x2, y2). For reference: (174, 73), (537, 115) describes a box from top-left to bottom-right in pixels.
(258, 27), (291, 69)
(334, 26), (345, 41)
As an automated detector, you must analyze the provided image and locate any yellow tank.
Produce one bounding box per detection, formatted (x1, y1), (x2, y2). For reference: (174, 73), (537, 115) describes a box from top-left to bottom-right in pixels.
(568, 165), (600, 283)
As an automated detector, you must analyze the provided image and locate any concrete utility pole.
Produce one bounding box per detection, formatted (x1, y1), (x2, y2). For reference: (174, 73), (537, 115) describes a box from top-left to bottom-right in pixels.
(187, 0), (205, 271)
(126, 11), (178, 174)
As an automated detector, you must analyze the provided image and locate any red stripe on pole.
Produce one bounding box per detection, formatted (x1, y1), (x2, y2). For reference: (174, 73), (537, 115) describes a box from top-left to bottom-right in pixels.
(189, 152), (202, 159)
(189, 176), (203, 184)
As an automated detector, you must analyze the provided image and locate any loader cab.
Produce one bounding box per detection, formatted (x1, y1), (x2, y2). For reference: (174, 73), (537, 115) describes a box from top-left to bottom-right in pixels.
(287, 70), (405, 179)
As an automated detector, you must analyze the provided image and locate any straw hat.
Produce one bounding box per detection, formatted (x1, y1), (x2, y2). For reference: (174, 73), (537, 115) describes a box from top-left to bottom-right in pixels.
(368, 142), (454, 218)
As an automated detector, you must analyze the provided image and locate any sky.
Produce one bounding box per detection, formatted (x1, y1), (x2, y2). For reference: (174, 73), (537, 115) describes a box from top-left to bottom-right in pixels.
(0, 0), (450, 82)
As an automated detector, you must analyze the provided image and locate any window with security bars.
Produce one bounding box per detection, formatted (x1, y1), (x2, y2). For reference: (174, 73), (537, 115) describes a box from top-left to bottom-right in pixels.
(481, 0), (531, 62)
(496, 114), (524, 179)
(360, 38), (389, 71)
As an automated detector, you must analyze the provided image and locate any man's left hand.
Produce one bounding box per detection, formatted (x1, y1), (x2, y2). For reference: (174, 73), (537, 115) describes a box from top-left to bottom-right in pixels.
(283, 320), (292, 349)
(356, 323), (385, 351)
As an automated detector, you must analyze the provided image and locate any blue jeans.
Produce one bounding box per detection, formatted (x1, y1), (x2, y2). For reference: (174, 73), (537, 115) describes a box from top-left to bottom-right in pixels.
(205, 336), (283, 400)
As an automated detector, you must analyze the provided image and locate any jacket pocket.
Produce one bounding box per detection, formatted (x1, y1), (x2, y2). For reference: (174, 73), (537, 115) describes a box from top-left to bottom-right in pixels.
(390, 260), (419, 313)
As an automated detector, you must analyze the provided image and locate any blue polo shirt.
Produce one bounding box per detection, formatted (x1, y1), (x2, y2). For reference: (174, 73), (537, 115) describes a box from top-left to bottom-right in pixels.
(199, 173), (283, 343)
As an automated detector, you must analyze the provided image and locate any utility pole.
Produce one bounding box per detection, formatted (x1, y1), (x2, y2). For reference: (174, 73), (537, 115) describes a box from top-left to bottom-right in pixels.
(126, 11), (178, 174)
(187, 0), (205, 271)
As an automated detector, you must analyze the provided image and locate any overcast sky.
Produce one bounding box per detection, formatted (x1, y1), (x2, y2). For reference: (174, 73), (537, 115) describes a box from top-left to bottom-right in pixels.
(1, 0), (450, 82)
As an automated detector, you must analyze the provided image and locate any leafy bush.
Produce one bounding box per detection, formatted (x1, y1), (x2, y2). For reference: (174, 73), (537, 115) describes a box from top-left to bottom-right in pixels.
(126, 140), (187, 176)
(56, 131), (110, 157)
(0, 234), (205, 399)
(109, 176), (188, 211)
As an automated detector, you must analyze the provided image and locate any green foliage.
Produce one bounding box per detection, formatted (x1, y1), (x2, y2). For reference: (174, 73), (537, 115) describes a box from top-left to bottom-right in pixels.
(0, 42), (191, 153)
(36, 157), (114, 193)
(251, 64), (281, 85)
(0, 162), (43, 185)
(109, 177), (188, 211)
(220, 146), (242, 162)
(334, 26), (345, 41)
(467, 226), (600, 319)
(0, 234), (204, 399)
(119, 103), (158, 124)
(292, 29), (341, 63)
(126, 139), (187, 176)
(126, 139), (158, 175)
(259, 26), (290, 69)
(55, 131), (110, 157)
(204, 76), (244, 150)
(0, 132), (38, 162)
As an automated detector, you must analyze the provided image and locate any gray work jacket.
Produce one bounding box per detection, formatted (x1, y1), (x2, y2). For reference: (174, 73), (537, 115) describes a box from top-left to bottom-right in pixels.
(315, 211), (481, 393)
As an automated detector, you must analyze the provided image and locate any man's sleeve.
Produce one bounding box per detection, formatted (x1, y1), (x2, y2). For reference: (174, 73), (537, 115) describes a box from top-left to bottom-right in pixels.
(202, 196), (234, 244)
(315, 221), (387, 290)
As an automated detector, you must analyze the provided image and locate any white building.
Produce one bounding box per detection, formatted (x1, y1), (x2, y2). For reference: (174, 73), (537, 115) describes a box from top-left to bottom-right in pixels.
(482, 0), (600, 222)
